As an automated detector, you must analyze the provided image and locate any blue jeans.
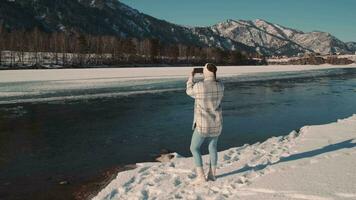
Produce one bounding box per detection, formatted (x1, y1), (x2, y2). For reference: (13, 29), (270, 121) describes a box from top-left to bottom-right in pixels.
(190, 128), (219, 167)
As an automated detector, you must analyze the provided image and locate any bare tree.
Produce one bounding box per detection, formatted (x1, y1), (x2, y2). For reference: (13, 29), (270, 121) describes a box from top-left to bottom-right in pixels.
(0, 25), (255, 67)
(0, 23), (3, 66)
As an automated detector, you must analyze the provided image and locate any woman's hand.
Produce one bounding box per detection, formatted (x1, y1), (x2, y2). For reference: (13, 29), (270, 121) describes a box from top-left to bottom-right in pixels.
(188, 69), (195, 83)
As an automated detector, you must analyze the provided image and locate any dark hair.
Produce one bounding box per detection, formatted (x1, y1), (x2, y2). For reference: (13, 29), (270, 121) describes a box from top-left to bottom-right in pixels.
(206, 63), (217, 80)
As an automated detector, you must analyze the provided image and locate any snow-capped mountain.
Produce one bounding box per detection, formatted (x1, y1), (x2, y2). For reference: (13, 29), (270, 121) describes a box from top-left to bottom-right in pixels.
(210, 19), (352, 55)
(0, 0), (354, 56)
(210, 19), (308, 55)
(346, 42), (356, 52)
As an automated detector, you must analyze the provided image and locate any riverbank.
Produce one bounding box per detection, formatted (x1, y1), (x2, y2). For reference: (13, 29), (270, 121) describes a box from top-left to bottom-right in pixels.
(1, 64), (356, 83)
(93, 114), (356, 200)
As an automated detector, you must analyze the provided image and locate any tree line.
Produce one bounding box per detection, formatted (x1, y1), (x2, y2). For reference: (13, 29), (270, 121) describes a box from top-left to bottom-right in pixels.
(0, 26), (266, 68)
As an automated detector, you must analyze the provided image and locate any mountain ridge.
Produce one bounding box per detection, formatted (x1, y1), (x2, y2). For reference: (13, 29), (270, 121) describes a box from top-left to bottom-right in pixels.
(210, 18), (353, 55)
(0, 0), (354, 56)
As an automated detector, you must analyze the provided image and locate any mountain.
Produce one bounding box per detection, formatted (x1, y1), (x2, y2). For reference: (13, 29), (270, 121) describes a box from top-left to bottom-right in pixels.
(211, 19), (352, 55)
(346, 42), (356, 52)
(0, 0), (354, 56)
(210, 19), (308, 56)
(0, 0), (255, 54)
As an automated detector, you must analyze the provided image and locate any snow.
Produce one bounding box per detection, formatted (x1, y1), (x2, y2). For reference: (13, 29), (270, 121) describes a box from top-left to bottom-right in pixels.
(92, 115), (356, 200)
(211, 19), (293, 51)
(90, 0), (96, 7)
(1, 64), (356, 83)
(211, 19), (352, 55)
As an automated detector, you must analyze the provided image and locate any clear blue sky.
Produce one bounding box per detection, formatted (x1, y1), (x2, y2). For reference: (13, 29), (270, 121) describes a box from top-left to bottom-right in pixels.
(120, 0), (356, 42)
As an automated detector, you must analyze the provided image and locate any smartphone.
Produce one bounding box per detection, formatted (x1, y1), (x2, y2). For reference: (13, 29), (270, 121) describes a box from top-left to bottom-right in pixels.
(193, 68), (203, 74)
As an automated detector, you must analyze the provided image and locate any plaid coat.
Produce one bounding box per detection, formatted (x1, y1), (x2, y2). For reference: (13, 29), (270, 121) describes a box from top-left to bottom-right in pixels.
(186, 76), (224, 137)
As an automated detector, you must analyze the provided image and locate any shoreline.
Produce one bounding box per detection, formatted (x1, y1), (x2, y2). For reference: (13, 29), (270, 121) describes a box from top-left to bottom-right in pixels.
(0, 164), (138, 200)
(73, 164), (137, 200)
(93, 115), (356, 199)
(0, 60), (355, 71)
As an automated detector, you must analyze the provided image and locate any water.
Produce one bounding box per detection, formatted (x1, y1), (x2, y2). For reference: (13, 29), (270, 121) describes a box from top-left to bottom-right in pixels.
(1, 68), (356, 199)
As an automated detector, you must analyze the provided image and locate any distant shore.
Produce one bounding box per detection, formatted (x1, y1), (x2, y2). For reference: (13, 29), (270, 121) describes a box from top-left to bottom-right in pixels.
(0, 62), (355, 71)
(0, 63), (197, 70)
(1, 64), (356, 83)
(1, 54), (355, 71)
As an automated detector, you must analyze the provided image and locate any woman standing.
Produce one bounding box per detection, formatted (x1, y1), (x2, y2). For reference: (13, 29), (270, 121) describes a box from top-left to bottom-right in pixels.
(186, 63), (224, 184)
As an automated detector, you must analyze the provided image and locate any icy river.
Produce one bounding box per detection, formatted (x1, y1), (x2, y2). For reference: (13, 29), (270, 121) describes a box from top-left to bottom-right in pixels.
(1, 67), (356, 199)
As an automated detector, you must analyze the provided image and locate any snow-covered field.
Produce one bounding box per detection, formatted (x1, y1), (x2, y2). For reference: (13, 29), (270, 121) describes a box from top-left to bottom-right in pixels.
(93, 115), (356, 200)
(1, 64), (356, 83)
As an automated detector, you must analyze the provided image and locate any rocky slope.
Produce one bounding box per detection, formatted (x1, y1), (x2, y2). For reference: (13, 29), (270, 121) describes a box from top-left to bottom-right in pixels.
(346, 42), (356, 52)
(211, 19), (352, 55)
(0, 0), (254, 53)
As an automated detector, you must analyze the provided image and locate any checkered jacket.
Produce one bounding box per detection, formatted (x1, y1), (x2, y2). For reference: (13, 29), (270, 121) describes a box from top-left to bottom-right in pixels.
(186, 76), (224, 137)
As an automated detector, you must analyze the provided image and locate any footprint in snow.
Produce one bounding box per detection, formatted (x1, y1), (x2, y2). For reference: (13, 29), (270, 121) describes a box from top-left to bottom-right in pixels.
(138, 166), (151, 173)
(223, 154), (231, 161)
(187, 173), (196, 179)
(173, 177), (182, 186)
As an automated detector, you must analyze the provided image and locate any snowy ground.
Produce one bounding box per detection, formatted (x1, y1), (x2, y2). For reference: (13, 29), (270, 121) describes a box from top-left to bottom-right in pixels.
(1, 64), (356, 83)
(93, 115), (356, 200)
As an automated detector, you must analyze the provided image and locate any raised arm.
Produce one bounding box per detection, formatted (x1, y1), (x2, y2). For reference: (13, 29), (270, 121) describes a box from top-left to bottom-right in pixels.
(186, 71), (197, 98)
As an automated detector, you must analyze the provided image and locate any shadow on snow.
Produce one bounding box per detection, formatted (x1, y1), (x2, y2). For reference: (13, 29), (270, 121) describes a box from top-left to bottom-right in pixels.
(216, 138), (356, 179)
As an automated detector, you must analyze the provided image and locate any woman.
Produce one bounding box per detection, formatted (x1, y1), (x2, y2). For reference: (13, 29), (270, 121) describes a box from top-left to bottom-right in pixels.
(186, 63), (224, 184)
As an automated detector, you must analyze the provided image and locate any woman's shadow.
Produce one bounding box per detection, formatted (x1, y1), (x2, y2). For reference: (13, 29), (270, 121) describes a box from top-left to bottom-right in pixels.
(216, 138), (356, 179)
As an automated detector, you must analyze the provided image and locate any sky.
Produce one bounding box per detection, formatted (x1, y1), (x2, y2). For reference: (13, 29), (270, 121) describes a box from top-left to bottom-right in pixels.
(120, 0), (356, 42)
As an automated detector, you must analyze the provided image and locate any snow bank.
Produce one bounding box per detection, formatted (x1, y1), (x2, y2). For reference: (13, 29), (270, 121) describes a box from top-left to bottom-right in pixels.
(92, 115), (356, 200)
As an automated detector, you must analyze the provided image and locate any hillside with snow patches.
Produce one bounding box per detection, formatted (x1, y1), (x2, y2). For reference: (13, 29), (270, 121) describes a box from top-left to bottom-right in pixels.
(211, 19), (352, 55)
(0, 0), (355, 56)
(346, 42), (356, 52)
